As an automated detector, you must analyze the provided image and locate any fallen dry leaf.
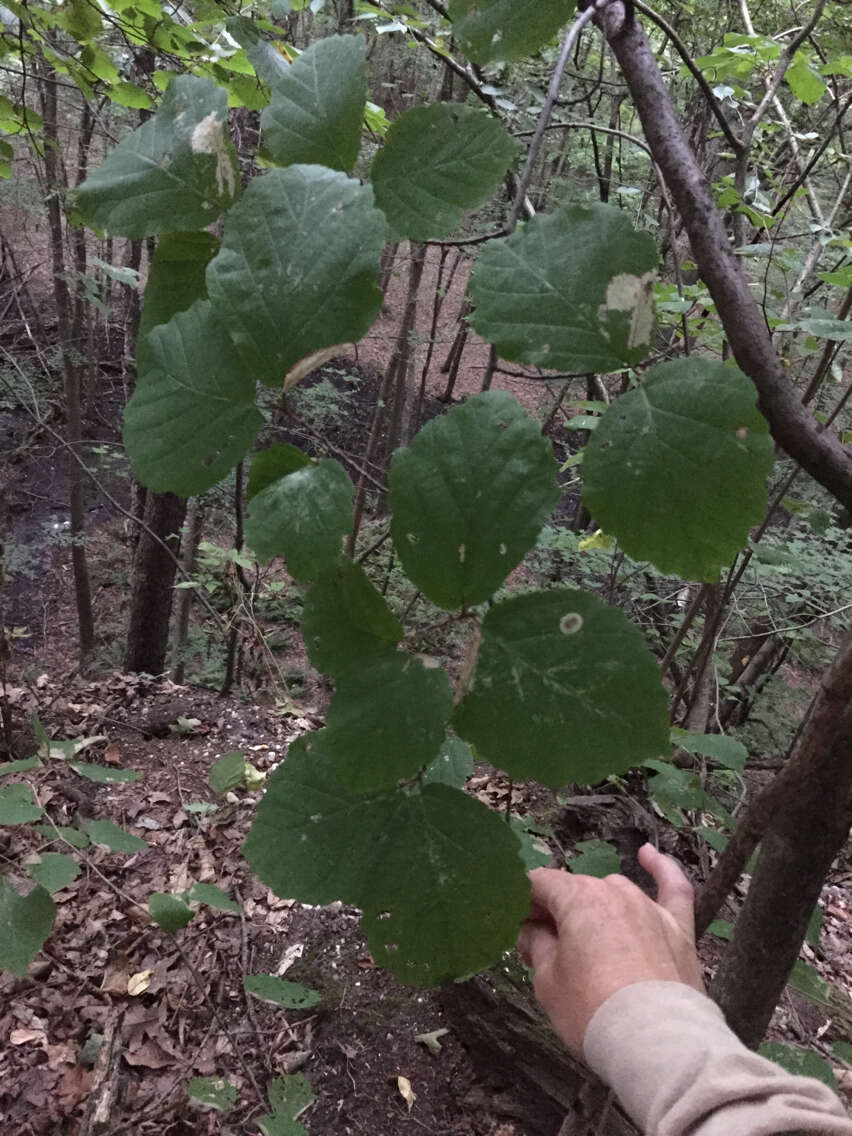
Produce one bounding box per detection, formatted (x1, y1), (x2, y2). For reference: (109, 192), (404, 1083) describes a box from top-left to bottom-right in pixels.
(103, 743), (121, 765)
(10, 1028), (47, 1046)
(128, 970), (153, 997)
(415, 1027), (449, 1055)
(396, 1075), (416, 1112)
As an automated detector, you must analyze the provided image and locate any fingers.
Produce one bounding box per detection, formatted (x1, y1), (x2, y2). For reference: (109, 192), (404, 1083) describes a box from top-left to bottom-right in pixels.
(638, 843), (695, 938)
(517, 919), (558, 969)
(528, 867), (579, 926)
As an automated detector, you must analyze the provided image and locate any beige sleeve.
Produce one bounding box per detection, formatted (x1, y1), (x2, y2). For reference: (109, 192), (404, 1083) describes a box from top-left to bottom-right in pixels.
(582, 980), (852, 1136)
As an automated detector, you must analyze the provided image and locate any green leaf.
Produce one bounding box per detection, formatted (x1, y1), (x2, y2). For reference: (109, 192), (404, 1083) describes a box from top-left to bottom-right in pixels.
(188, 883), (241, 914)
(795, 318), (852, 341)
(389, 392), (559, 610)
(60, 0), (102, 42)
(247, 445), (312, 502)
(206, 166), (387, 384)
(139, 231), (220, 340)
(209, 752), (247, 795)
(301, 558), (402, 677)
(787, 960), (831, 1007)
(244, 974), (321, 1008)
(454, 590), (669, 788)
(259, 1073), (314, 1135)
(69, 762), (142, 783)
(450, 0), (573, 63)
(707, 918), (733, 939)
(187, 1076), (238, 1111)
(125, 299), (263, 497)
(510, 816), (552, 870)
(0, 782), (42, 824)
(568, 839), (620, 878)
(110, 81), (155, 110)
(227, 16), (291, 87)
(697, 825), (728, 853)
(670, 729), (748, 772)
(372, 104), (519, 240)
(581, 359), (774, 581)
(262, 35), (366, 171)
(243, 736), (530, 985)
(758, 1042), (837, 1090)
(245, 459), (353, 580)
(25, 852), (80, 892)
(806, 904), (823, 948)
(469, 204), (658, 372)
(645, 759), (705, 821)
(33, 824), (90, 849)
(833, 1040), (852, 1066)
(76, 76), (239, 238)
(786, 51), (827, 105)
(422, 736), (474, 789)
(0, 756), (40, 776)
(86, 819), (149, 854)
(0, 880), (55, 976)
(320, 654), (453, 791)
(149, 892), (195, 933)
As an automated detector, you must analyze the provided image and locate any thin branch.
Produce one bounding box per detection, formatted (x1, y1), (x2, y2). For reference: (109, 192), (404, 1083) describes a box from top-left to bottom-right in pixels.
(633, 0), (742, 154)
(507, 0), (607, 232)
(598, 1), (852, 510)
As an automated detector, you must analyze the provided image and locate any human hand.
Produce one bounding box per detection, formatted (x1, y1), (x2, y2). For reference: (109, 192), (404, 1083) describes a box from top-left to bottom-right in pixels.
(516, 844), (705, 1058)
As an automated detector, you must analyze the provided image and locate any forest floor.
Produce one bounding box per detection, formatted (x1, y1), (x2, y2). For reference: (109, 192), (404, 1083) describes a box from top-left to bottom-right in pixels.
(2, 245), (852, 1135)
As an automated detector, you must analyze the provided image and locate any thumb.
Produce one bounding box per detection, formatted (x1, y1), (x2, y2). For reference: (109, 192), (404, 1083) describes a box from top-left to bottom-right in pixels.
(517, 919), (559, 970)
(639, 844), (695, 940)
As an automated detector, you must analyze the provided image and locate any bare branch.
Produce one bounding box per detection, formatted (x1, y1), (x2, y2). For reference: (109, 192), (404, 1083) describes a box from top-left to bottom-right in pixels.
(597, 1), (852, 510)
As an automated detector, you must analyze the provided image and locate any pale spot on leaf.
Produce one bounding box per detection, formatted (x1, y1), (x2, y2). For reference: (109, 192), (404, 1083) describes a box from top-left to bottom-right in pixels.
(190, 113), (235, 197)
(559, 613), (583, 635)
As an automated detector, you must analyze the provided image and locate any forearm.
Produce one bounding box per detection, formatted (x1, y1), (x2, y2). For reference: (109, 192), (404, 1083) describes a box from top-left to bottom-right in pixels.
(583, 981), (852, 1136)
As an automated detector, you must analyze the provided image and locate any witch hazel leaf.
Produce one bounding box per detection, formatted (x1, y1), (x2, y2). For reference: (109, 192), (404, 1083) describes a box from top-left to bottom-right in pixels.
(469, 204), (658, 373)
(454, 589), (669, 788)
(389, 391), (559, 610)
(581, 358), (774, 581)
(243, 736), (529, 985)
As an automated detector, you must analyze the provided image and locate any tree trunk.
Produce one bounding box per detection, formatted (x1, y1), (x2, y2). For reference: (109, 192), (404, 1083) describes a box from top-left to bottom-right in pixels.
(383, 242), (427, 461)
(708, 631), (852, 1047)
(124, 492), (187, 674)
(172, 500), (204, 684)
(39, 69), (95, 661)
(440, 969), (638, 1136)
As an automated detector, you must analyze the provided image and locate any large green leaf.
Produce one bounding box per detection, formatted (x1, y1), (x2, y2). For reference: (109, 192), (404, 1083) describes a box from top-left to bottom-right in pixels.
(372, 105), (519, 240)
(259, 1073), (314, 1136)
(25, 853), (80, 893)
(247, 445), (311, 502)
(469, 204), (658, 372)
(301, 558), (402, 677)
(262, 35), (366, 171)
(245, 459), (353, 580)
(244, 975), (321, 1008)
(139, 232), (219, 340)
(389, 392), (559, 610)
(187, 1076), (238, 1111)
(450, 0), (573, 63)
(149, 892), (195, 933)
(454, 590), (669, 788)
(0, 879), (55, 976)
(581, 359), (774, 581)
(422, 736), (474, 789)
(76, 76), (239, 238)
(125, 299), (263, 497)
(321, 654), (453, 790)
(206, 166), (387, 384)
(0, 782), (42, 824)
(759, 1042), (837, 1090)
(243, 736), (529, 985)
(86, 819), (149, 853)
